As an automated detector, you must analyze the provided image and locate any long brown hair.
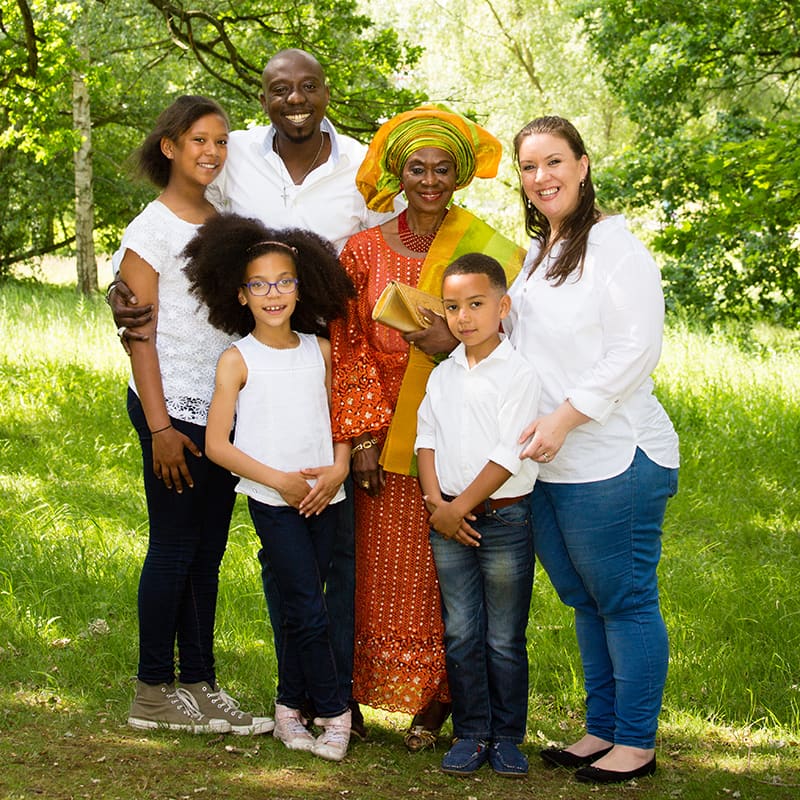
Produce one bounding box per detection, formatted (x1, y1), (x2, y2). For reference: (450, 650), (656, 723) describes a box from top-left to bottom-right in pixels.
(513, 116), (601, 285)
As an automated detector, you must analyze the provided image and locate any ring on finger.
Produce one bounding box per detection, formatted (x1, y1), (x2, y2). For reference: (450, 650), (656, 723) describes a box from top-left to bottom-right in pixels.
(116, 326), (127, 338)
(542, 452), (550, 462)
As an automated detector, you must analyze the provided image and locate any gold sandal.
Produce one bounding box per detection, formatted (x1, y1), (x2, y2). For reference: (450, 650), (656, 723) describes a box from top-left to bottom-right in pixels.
(404, 723), (440, 752)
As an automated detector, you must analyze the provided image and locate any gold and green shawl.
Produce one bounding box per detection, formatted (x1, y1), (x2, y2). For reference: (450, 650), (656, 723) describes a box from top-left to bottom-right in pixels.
(379, 205), (526, 476)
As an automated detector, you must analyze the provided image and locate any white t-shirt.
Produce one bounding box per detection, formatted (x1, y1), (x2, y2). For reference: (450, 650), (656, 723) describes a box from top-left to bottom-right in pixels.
(415, 337), (540, 499)
(116, 200), (234, 425)
(206, 118), (391, 253)
(504, 215), (679, 483)
(231, 332), (345, 508)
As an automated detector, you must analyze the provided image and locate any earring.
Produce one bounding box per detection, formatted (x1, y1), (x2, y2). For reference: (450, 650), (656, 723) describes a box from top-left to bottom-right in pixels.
(580, 179), (586, 192)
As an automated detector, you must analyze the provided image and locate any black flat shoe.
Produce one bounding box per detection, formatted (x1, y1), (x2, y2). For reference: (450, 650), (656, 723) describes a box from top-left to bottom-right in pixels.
(540, 746), (613, 769)
(575, 756), (656, 784)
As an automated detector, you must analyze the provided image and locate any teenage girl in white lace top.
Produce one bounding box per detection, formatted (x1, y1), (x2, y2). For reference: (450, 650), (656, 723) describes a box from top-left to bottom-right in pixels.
(118, 96), (271, 736)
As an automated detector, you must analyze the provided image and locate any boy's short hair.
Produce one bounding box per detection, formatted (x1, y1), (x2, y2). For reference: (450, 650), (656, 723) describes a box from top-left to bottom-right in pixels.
(442, 252), (507, 292)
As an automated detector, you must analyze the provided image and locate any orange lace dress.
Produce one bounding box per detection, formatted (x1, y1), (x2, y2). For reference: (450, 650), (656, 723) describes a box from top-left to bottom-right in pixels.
(330, 226), (449, 714)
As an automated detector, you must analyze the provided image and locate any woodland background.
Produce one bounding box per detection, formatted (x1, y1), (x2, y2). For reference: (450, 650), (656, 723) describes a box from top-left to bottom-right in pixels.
(1, 0), (798, 328)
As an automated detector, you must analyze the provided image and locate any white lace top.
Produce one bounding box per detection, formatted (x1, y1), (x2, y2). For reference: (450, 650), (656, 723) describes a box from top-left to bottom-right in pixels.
(116, 201), (234, 425)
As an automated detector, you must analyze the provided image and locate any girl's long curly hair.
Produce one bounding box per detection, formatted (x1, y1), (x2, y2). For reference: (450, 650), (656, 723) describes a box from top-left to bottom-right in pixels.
(513, 116), (601, 285)
(182, 214), (355, 338)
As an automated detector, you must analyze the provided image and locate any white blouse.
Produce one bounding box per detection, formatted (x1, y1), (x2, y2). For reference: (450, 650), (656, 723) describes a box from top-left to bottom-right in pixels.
(504, 215), (679, 483)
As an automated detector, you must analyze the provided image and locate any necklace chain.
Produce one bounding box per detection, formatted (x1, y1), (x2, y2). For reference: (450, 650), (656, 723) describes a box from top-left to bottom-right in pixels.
(275, 132), (325, 205)
(398, 209), (446, 253)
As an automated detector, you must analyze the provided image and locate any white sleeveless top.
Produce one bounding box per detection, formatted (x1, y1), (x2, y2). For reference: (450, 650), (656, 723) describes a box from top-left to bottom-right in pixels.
(232, 332), (345, 507)
(115, 201), (234, 425)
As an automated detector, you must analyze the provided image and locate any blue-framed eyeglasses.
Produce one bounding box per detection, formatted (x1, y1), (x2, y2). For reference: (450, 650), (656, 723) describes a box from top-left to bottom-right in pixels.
(241, 278), (299, 296)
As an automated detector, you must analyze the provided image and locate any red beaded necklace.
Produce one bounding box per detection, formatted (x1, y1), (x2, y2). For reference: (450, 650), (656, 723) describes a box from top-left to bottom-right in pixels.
(397, 209), (446, 253)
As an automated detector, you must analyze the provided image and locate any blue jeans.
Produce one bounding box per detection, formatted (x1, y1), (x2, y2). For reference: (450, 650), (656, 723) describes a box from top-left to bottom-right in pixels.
(248, 498), (346, 718)
(531, 448), (679, 748)
(430, 499), (534, 743)
(128, 389), (236, 685)
(259, 474), (355, 704)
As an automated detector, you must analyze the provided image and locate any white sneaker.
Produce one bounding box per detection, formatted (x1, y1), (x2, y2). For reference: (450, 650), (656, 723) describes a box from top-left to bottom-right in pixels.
(312, 709), (352, 761)
(181, 681), (274, 735)
(273, 703), (316, 751)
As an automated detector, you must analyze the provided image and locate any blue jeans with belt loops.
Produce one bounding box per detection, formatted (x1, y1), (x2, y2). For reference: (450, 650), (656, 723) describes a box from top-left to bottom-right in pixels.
(429, 498), (534, 743)
(531, 447), (679, 748)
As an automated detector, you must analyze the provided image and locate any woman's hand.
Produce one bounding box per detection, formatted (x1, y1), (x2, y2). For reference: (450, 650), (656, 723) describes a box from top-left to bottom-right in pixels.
(519, 400), (591, 464)
(351, 433), (385, 497)
(404, 310), (458, 356)
(109, 278), (154, 353)
(151, 427), (202, 493)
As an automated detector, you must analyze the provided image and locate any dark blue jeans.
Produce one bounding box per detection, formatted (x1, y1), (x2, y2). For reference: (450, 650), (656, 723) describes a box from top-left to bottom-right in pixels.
(128, 389), (236, 685)
(429, 499), (534, 743)
(531, 448), (679, 748)
(248, 498), (346, 718)
(259, 474), (355, 704)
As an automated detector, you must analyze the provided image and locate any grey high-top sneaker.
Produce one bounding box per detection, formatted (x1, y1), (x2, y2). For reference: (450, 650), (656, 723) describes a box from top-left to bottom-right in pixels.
(127, 681), (230, 733)
(180, 681), (274, 735)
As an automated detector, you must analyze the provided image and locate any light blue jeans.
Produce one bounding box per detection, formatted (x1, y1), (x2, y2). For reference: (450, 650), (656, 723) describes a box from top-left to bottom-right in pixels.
(430, 499), (534, 743)
(531, 448), (678, 748)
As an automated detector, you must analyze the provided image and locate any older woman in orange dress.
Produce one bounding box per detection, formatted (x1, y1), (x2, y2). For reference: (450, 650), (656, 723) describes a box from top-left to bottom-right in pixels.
(329, 105), (525, 750)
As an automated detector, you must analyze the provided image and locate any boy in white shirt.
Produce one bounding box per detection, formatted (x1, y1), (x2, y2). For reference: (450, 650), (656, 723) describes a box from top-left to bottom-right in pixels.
(416, 253), (541, 778)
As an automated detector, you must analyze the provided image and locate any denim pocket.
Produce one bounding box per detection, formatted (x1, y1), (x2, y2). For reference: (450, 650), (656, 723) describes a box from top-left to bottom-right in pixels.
(490, 498), (530, 528)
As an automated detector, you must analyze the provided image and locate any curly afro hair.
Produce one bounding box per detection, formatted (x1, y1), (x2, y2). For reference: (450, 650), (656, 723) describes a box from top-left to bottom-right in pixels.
(182, 214), (355, 338)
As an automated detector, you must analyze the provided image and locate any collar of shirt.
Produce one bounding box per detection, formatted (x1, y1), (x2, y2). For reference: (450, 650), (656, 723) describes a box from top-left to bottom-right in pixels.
(450, 334), (513, 370)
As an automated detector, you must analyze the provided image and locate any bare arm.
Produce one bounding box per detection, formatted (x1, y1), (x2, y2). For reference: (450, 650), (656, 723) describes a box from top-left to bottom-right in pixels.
(119, 249), (201, 492)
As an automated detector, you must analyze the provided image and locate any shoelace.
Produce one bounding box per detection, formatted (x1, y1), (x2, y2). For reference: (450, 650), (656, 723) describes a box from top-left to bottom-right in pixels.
(169, 687), (204, 719)
(279, 712), (311, 738)
(207, 686), (245, 720)
(318, 724), (349, 746)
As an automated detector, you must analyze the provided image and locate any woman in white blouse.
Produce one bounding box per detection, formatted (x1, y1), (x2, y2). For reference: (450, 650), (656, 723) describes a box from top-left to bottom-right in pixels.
(504, 116), (679, 784)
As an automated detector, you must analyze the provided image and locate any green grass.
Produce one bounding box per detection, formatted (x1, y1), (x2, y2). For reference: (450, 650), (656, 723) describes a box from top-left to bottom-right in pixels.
(1, 276), (799, 799)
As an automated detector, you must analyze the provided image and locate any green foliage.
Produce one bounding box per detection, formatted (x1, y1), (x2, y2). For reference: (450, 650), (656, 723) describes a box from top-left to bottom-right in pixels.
(0, 0), (424, 278)
(575, 0), (800, 326)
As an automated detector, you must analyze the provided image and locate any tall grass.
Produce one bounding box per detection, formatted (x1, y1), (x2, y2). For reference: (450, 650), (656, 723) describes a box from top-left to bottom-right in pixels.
(1, 277), (799, 798)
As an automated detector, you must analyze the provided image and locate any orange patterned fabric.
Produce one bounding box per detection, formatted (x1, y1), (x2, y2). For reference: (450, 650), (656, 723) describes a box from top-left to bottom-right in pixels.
(331, 226), (449, 713)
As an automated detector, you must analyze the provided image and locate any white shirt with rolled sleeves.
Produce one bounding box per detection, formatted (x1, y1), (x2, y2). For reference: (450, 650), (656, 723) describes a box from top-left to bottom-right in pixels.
(206, 118), (392, 254)
(504, 215), (679, 484)
(415, 337), (540, 500)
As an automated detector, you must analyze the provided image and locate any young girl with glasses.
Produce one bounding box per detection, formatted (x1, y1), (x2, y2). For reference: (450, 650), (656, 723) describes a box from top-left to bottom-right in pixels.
(183, 213), (356, 761)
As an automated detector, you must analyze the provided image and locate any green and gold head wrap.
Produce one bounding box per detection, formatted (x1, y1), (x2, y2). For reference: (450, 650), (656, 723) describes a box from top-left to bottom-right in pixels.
(356, 104), (503, 212)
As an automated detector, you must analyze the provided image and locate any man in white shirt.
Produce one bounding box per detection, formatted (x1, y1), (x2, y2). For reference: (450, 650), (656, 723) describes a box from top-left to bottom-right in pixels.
(110, 48), (389, 738)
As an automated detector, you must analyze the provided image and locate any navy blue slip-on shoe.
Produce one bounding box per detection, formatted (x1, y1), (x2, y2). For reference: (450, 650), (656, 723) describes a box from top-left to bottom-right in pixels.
(489, 741), (528, 777)
(441, 738), (490, 775)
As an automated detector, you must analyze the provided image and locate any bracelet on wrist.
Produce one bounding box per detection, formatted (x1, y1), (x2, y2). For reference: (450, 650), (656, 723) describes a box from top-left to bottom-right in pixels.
(150, 424), (173, 435)
(351, 437), (378, 457)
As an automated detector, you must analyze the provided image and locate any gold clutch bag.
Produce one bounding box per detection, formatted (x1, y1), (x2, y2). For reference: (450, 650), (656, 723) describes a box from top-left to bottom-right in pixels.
(371, 281), (444, 333)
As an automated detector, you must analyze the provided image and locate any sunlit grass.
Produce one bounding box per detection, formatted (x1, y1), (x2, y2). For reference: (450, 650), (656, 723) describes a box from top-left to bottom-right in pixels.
(1, 275), (798, 798)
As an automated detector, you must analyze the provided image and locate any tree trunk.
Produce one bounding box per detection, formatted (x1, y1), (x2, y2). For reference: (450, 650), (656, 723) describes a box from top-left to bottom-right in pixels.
(73, 58), (97, 295)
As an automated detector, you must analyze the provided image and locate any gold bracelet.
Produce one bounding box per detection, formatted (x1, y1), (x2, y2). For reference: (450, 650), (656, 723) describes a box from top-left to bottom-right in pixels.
(351, 437), (378, 457)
